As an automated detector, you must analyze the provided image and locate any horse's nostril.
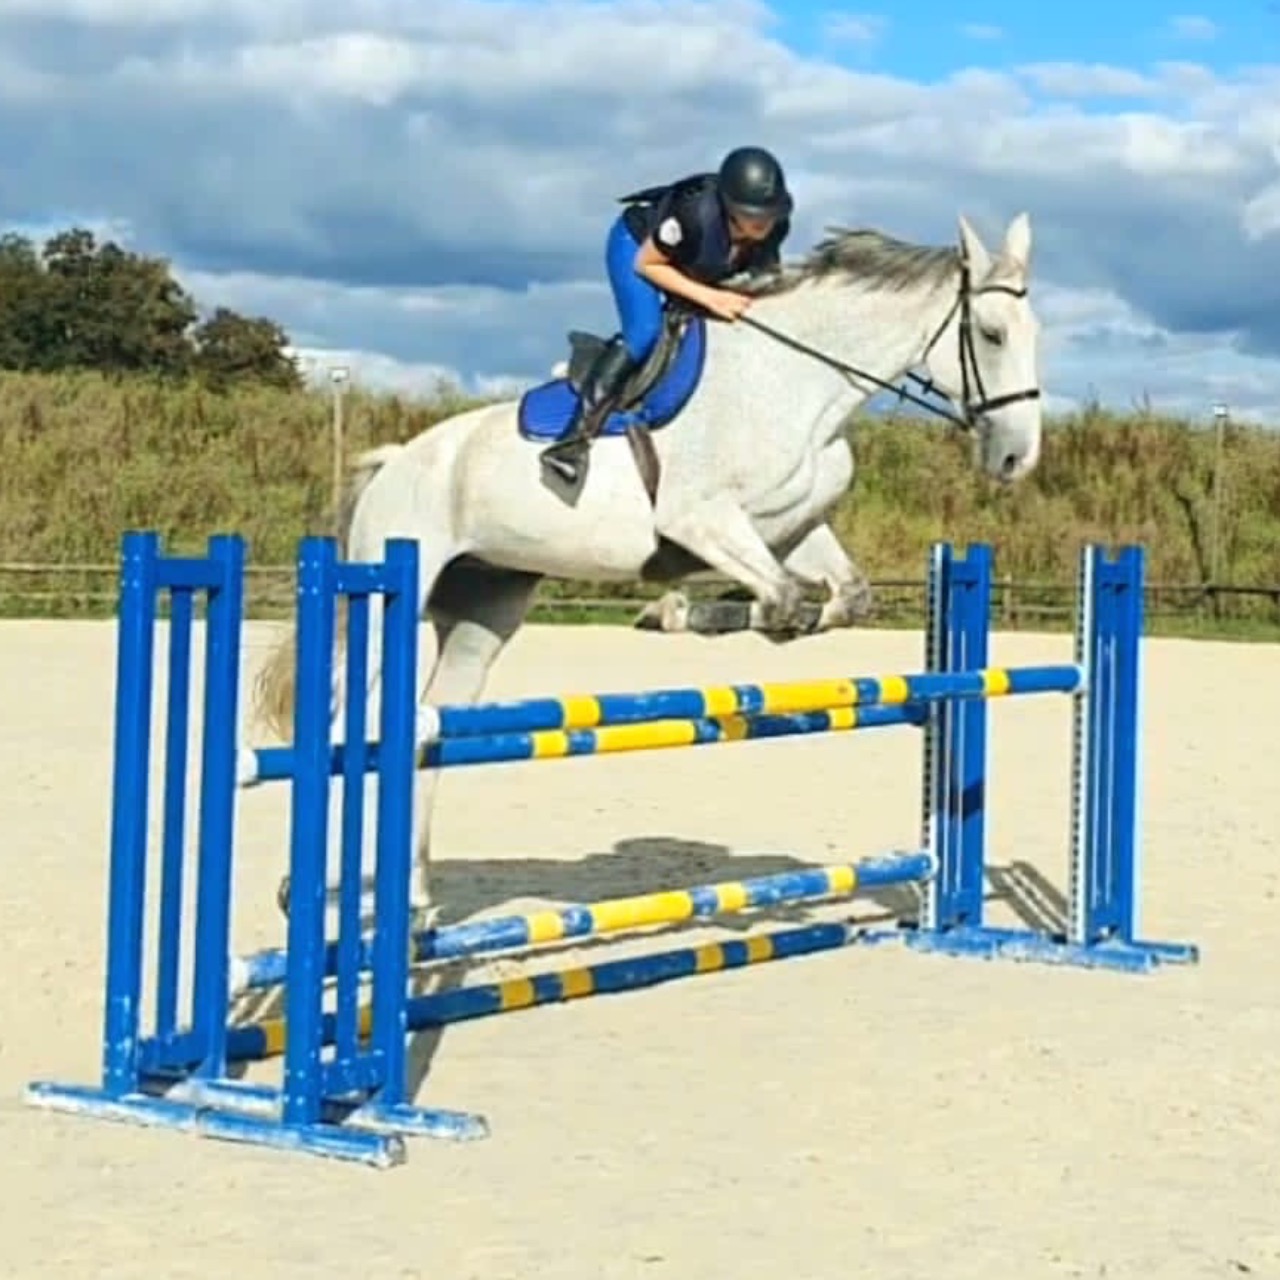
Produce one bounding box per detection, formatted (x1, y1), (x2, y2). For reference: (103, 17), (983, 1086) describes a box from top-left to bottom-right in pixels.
(1002, 454), (1020, 478)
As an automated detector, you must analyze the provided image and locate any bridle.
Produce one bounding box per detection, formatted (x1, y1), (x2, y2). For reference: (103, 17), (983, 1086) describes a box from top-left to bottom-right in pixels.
(737, 253), (1041, 433)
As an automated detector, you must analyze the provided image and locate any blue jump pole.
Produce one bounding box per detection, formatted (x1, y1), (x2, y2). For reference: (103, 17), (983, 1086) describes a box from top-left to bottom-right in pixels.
(193, 536), (487, 1164)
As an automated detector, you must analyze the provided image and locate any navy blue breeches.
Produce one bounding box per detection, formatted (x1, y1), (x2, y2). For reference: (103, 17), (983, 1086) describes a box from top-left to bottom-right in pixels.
(606, 215), (665, 362)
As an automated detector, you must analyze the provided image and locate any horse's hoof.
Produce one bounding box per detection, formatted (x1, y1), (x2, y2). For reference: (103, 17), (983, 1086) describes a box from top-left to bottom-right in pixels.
(820, 581), (875, 629)
(758, 580), (806, 633)
(633, 591), (690, 632)
(409, 901), (439, 938)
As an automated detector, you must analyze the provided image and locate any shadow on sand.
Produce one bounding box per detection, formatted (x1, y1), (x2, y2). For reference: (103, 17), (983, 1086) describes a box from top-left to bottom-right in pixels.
(229, 840), (1063, 1106)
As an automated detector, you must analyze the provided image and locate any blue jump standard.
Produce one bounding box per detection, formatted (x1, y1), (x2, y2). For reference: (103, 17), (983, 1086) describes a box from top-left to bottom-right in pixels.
(23, 533), (1198, 1170)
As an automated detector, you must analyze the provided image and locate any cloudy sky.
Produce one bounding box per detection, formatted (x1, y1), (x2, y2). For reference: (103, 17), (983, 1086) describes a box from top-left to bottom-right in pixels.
(1, 0), (1279, 421)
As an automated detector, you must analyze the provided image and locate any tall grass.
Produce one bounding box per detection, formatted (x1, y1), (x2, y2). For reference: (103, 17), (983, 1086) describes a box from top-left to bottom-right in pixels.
(2, 369), (1277, 615)
(841, 406), (1280, 587)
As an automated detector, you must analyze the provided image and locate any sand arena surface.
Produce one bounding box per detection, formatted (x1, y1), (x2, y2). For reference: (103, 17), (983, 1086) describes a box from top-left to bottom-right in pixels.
(2, 618), (1278, 1279)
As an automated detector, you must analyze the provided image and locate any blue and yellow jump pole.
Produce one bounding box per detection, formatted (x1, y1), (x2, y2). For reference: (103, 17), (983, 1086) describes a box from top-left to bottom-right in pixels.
(234, 664), (1079, 783)
(234, 849), (932, 993)
(220, 919), (895, 1066)
(152, 854), (932, 1072)
(416, 664), (1080, 738)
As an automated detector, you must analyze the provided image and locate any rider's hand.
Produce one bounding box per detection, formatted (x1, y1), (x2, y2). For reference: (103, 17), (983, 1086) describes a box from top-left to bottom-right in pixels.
(702, 288), (753, 322)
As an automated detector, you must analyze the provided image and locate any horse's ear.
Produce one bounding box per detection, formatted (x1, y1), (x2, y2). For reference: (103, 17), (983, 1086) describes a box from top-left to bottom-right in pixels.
(1003, 212), (1032, 268)
(957, 214), (991, 275)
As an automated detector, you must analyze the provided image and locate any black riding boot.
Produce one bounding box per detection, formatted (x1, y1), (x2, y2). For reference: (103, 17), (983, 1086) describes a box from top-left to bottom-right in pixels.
(540, 337), (636, 486)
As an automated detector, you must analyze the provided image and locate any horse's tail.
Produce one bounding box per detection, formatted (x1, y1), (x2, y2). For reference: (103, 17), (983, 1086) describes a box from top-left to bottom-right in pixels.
(334, 442), (404, 553)
(251, 443), (404, 742)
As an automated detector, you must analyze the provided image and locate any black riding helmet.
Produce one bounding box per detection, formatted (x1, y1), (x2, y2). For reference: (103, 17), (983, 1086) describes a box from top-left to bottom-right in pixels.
(717, 146), (792, 220)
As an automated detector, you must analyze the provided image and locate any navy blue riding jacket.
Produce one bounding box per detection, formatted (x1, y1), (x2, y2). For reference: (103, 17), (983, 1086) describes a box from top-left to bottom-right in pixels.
(618, 173), (791, 283)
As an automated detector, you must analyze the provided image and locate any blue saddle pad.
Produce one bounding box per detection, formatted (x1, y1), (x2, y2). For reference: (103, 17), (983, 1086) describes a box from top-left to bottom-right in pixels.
(518, 317), (706, 442)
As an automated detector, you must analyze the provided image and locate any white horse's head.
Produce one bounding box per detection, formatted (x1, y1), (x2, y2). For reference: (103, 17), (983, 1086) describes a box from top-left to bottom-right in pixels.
(920, 212), (1042, 482)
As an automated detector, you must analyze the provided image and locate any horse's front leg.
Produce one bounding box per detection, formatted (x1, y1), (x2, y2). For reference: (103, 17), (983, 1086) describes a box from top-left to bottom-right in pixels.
(649, 493), (806, 632)
(663, 520), (871, 638)
(781, 521), (874, 630)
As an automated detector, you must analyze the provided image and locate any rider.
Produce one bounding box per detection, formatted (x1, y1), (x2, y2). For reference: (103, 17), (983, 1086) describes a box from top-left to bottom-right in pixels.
(539, 145), (794, 484)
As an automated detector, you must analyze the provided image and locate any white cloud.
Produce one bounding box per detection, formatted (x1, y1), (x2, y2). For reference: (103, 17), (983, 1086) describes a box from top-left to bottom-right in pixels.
(1168, 15), (1218, 40)
(181, 263), (607, 392)
(291, 347), (461, 397)
(1243, 173), (1280, 241)
(1034, 283), (1280, 422)
(290, 345), (530, 401)
(1016, 62), (1161, 98)
(823, 12), (887, 44)
(0, 0), (1278, 421)
(959, 22), (1003, 40)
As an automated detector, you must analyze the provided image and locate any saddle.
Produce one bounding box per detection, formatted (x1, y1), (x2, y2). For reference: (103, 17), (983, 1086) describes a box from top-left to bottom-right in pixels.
(518, 303), (707, 502)
(562, 305), (692, 405)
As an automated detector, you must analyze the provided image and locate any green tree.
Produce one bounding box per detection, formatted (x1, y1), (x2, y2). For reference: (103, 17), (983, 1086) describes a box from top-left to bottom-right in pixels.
(0, 221), (306, 392)
(192, 307), (302, 391)
(40, 228), (197, 374)
(0, 234), (58, 369)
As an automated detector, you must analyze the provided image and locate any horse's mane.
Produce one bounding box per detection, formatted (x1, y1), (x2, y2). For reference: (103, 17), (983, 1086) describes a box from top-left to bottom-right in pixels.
(740, 226), (960, 297)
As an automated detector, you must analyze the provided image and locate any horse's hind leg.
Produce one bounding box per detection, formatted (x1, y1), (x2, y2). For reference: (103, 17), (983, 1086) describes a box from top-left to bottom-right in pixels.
(410, 562), (542, 923)
(275, 540), (449, 922)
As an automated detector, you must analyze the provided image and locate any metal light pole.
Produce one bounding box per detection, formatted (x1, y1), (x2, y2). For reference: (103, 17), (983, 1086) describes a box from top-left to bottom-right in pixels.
(1210, 402), (1228, 585)
(330, 365), (349, 518)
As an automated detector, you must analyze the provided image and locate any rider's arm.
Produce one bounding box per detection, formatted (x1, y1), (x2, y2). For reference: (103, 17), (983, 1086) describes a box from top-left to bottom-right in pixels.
(632, 204), (727, 307)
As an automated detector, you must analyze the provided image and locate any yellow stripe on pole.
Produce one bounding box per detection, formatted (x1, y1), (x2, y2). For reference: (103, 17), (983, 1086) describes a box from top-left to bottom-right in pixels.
(558, 695), (602, 728)
(759, 678), (857, 715)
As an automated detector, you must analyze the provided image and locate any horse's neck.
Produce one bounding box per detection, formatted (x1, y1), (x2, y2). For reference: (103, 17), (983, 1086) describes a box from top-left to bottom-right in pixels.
(750, 273), (957, 393)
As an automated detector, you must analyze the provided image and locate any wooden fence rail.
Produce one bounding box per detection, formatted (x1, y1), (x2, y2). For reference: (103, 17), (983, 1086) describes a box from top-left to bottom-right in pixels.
(0, 559), (1277, 629)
